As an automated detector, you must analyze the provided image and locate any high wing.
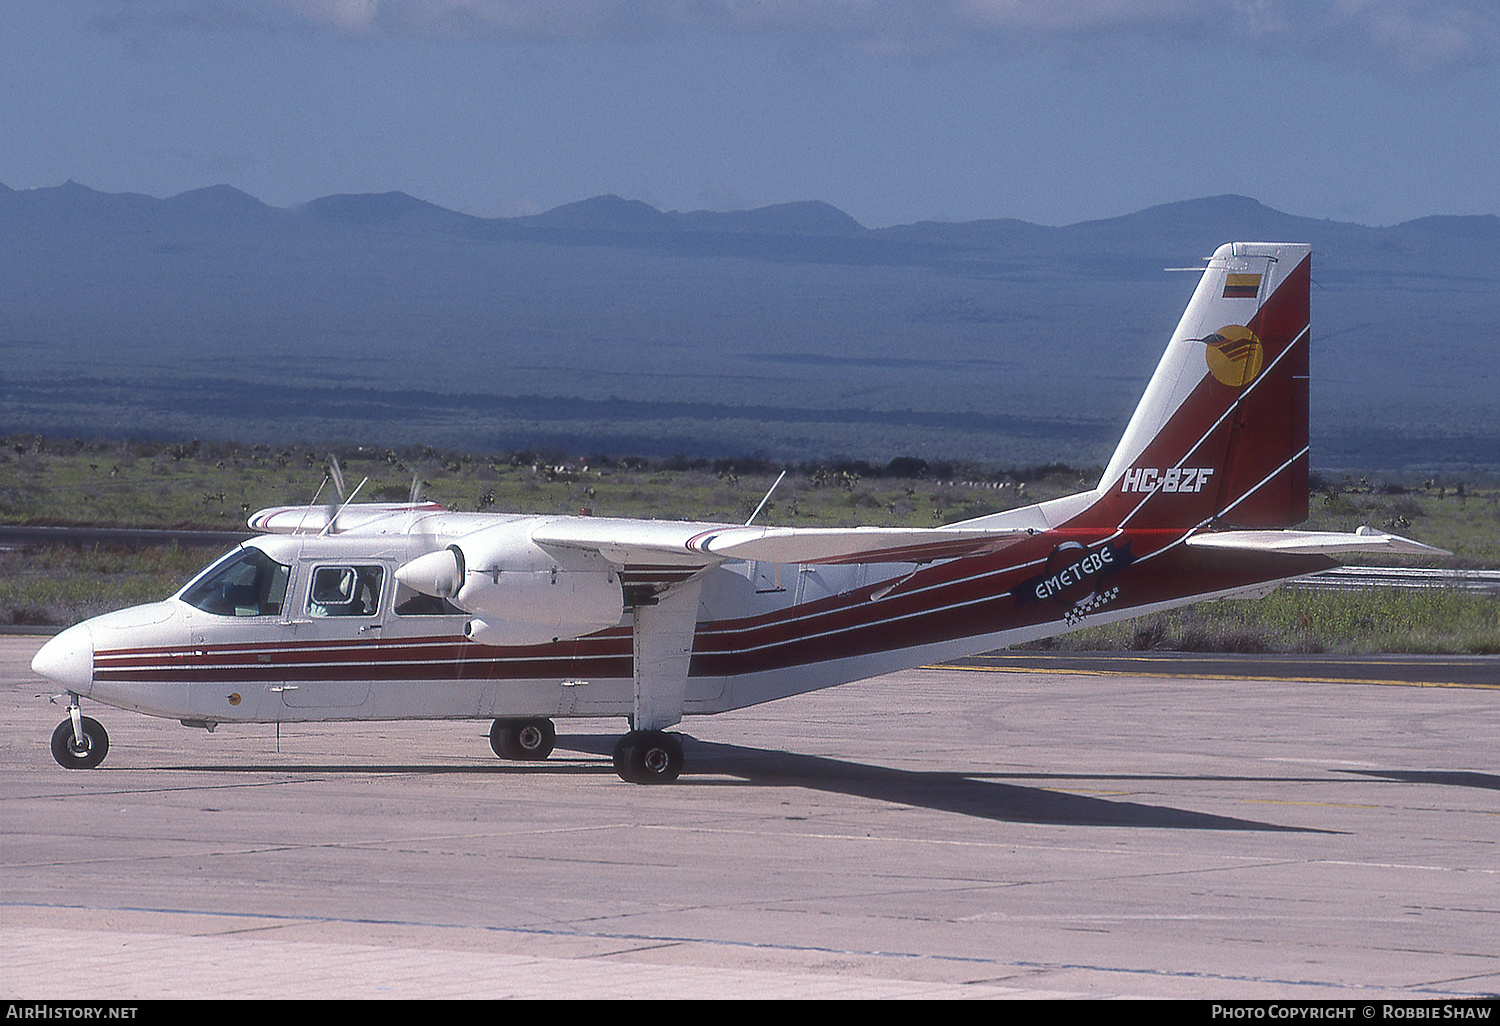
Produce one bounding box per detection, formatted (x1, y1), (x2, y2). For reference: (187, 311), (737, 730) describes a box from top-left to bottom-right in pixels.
(1185, 526), (1449, 556)
(248, 501), (448, 535)
(530, 518), (1032, 566)
(249, 503), (1033, 567)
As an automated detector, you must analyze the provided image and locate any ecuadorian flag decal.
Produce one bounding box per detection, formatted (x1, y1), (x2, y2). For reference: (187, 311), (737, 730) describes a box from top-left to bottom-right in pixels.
(1222, 272), (1262, 299)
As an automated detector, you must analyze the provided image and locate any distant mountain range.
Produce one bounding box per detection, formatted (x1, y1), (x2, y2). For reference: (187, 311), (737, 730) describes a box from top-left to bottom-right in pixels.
(1, 181), (1496, 470)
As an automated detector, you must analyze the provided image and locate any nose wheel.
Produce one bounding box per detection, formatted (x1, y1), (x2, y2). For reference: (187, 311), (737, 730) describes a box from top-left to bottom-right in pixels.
(51, 715), (109, 769)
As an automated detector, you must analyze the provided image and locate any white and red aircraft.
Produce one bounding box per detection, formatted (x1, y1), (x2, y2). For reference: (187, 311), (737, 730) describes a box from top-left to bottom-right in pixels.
(32, 243), (1443, 782)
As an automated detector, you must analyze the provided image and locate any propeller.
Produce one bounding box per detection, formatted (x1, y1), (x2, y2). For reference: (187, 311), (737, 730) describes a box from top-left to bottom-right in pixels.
(318, 454), (346, 534)
(291, 455), (344, 535)
(402, 466), (442, 570)
(329, 455), (347, 503)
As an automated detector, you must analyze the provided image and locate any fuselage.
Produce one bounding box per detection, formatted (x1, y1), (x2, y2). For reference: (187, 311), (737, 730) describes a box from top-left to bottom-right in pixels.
(35, 515), (1329, 729)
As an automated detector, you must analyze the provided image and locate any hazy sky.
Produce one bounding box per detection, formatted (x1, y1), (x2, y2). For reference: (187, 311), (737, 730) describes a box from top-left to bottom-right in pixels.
(4, 1), (1498, 227)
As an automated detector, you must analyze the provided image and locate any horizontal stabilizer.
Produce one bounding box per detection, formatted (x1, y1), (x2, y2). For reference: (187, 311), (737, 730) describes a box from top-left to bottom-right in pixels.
(1185, 525), (1450, 556)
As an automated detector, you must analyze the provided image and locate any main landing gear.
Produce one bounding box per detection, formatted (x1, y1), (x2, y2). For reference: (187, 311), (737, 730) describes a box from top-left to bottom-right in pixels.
(612, 730), (683, 784)
(51, 709), (109, 770)
(487, 717), (684, 783)
(489, 718), (556, 761)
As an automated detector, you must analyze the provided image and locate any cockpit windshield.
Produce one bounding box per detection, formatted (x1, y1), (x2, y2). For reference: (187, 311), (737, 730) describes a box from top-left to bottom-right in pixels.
(179, 547), (291, 617)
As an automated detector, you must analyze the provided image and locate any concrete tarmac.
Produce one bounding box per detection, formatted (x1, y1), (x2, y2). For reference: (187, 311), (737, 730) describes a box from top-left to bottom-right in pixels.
(2, 635), (1497, 1000)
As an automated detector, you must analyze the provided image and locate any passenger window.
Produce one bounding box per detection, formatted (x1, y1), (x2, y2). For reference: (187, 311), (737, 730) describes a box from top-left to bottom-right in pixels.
(180, 548), (291, 617)
(394, 583), (464, 616)
(307, 565), (384, 617)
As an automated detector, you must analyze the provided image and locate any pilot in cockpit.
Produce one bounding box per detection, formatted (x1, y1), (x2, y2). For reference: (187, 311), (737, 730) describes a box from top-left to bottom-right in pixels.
(308, 565), (382, 617)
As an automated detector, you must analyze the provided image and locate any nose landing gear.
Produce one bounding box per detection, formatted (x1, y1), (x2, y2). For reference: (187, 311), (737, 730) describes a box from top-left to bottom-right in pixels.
(51, 709), (109, 770)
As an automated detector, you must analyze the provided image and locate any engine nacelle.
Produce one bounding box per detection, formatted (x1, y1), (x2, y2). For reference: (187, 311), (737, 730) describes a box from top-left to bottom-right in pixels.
(456, 567), (623, 645)
(394, 519), (624, 645)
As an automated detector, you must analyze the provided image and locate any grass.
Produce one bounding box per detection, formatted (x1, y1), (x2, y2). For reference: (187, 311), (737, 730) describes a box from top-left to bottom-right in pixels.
(0, 544), (210, 627)
(1299, 472), (1500, 569)
(1024, 588), (1499, 656)
(0, 436), (1089, 531)
(2, 435), (1495, 649)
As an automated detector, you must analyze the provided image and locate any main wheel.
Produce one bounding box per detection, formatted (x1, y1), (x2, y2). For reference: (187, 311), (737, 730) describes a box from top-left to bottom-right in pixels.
(51, 716), (109, 770)
(613, 730), (683, 784)
(489, 718), (556, 760)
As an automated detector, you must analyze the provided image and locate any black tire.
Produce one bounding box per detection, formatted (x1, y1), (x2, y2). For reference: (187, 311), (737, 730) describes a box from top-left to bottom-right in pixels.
(51, 716), (109, 770)
(489, 718), (556, 761)
(613, 730), (683, 784)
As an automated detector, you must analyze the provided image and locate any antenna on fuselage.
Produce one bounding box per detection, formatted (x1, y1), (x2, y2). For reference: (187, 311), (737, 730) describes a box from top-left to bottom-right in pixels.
(298, 455), (348, 535)
(295, 477), (328, 536)
(319, 476), (368, 536)
(745, 470), (787, 526)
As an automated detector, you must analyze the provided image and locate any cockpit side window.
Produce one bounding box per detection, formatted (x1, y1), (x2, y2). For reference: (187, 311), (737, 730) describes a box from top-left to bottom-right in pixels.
(180, 548), (291, 617)
(307, 565), (384, 617)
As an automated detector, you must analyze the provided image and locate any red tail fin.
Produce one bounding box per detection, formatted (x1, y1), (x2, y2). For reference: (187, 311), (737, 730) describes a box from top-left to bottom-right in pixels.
(1078, 243), (1311, 532)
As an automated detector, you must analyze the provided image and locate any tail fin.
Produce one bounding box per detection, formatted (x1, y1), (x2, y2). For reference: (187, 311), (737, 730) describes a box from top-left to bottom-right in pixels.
(1082, 242), (1311, 531)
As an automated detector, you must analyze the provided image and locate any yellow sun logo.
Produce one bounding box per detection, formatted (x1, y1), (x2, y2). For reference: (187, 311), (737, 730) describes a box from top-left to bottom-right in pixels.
(1203, 325), (1264, 387)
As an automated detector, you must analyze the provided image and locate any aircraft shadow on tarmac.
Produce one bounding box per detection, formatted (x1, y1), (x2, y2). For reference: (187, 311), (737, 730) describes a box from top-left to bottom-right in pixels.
(665, 737), (1323, 832)
(159, 732), (1324, 832)
(1341, 768), (1500, 791)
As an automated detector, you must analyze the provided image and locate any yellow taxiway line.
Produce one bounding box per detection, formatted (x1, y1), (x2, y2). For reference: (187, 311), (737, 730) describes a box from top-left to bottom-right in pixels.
(926, 661), (1500, 691)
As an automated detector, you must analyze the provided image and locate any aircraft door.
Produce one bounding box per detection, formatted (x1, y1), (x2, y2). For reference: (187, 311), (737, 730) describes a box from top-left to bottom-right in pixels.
(279, 561), (385, 711)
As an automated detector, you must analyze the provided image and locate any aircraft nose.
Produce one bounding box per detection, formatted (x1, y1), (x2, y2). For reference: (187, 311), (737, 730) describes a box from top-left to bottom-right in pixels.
(31, 624), (94, 693)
